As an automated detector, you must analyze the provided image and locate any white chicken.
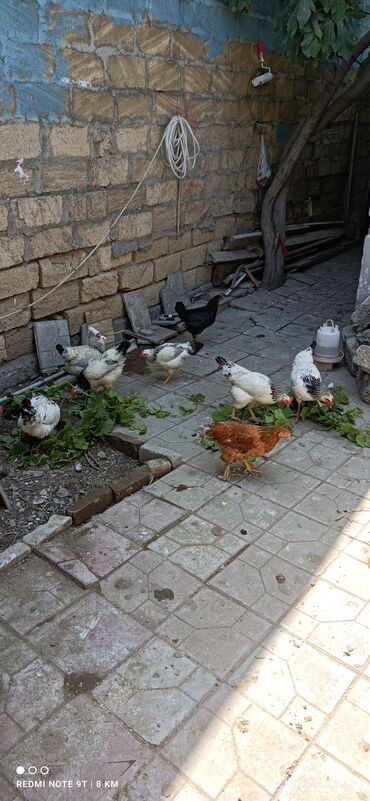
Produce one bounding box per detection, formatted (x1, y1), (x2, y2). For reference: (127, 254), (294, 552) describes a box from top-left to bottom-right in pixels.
(291, 343), (334, 418)
(216, 356), (292, 419)
(18, 395), (61, 439)
(56, 325), (106, 377)
(140, 342), (200, 383)
(77, 337), (135, 392)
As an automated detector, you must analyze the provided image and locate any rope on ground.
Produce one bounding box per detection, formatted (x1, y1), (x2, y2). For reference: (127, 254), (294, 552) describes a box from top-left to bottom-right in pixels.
(0, 115), (200, 324)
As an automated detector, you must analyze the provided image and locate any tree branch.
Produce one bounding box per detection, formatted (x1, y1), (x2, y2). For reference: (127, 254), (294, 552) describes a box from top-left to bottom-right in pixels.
(314, 61), (370, 135)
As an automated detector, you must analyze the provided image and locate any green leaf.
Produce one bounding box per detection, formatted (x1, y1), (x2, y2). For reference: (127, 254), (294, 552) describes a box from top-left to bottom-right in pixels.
(187, 393), (206, 404)
(296, 0), (315, 28)
(178, 405), (196, 416)
(212, 403), (233, 422)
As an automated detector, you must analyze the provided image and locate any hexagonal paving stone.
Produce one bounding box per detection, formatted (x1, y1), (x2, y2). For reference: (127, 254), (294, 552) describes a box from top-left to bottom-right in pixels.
(261, 556), (312, 604)
(322, 553), (369, 600)
(116, 637), (196, 689)
(240, 495), (286, 530)
(162, 706), (237, 798)
(0, 714), (23, 754)
(61, 521), (138, 578)
(119, 755), (185, 801)
(317, 700), (370, 780)
(198, 496), (243, 531)
(148, 562), (201, 611)
(98, 500), (140, 534)
(139, 498), (185, 532)
(28, 594), (150, 675)
(269, 511), (327, 542)
(281, 696), (325, 739)
(209, 559), (264, 607)
(101, 562), (148, 612)
(5, 657), (64, 732)
(233, 703), (305, 794)
(288, 642), (354, 713)
(166, 515), (225, 546)
(277, 747), (370, 801)
(277, 540), (332, 572)
(297, 579), (365, 621)
(228, 646), (295, 717)
(169, 544), (229, 580)
(217, 772), (271, 801)
(309, 620), (369, 668)
(0, 555), (82, 634)
(176, 587), (245, 629)
(182, 626), (254, 677)
(1, 696), (146, 801)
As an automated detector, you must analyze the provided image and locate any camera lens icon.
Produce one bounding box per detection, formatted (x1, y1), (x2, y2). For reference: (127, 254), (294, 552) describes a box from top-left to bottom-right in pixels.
(16, 767), (25, 775)
(16, 766), (49, 776)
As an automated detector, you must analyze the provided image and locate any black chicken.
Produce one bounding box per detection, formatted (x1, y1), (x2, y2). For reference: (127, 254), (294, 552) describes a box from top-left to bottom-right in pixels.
(175, 295), (223, 344)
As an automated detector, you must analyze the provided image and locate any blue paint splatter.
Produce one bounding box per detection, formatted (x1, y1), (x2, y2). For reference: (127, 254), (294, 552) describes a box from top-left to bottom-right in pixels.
(15, 83), (69, 120)
(4, 42), (52, 83)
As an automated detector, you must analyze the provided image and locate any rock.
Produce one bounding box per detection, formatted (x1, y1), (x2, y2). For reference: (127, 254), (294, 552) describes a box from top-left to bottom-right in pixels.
(356, 330), (370, 346)
(146, 458), (172, 479)
(23, 514), (72, 546)
(139, 443), (182, 468)
(0, 542), (31, 571)
(356, 370), (370, 403)
(351, 295), (370, 333)
(343, 336), (358, 376)
(74, 462), (82, 472)
(56, 486), (71, 498)
(353, 345), (370, 374)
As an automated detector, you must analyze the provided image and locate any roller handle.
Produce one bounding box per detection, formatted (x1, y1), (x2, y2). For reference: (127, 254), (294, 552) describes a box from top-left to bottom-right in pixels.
(257, 40), (264, 59)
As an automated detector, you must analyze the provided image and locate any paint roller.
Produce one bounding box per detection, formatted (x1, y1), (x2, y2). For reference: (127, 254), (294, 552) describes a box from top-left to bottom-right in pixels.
(251, 40), (273, 87)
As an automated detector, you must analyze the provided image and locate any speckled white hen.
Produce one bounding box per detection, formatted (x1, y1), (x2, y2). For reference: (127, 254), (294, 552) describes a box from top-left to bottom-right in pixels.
(18, 395), (61, 439)
(291, 345), (334, 416)
(140, 342), (199, 383)
(216, 356), (292, 419)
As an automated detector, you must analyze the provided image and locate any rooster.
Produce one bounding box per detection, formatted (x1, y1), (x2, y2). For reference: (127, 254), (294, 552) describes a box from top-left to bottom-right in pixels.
(140, 342), (201, 383)
(56, 325), (106, 377)
(77, 337), (135, 392)
(175, 295), (223, 343)
(291, 343), (334, 418)
(206, 421), (291, 480)
(216, 356), (292, 419)
(18, 395), (61, 439)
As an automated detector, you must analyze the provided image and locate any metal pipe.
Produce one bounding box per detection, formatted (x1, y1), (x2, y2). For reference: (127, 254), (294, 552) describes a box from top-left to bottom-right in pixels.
(0, 369), (67, 405)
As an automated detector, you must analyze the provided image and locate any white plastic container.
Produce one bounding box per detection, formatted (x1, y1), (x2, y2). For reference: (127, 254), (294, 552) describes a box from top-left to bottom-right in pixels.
(315, 320), (341, 359)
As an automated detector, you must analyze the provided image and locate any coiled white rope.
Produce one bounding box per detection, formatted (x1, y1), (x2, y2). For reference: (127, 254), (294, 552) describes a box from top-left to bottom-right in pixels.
(0, 115), (200, 325)
(162, 114), (200, 179)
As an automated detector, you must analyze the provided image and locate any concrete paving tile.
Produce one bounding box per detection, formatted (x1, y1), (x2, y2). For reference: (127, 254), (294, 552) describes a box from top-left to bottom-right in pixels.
(0, 639), (37, 676)
(281, 607), (318, 639)
(281, 696), (325, 739)
(181, 666), (217, 701)
(322, 553), (370, 600)
(297, 579), (365, 621)
(173, 784), (209, 801)
(317, 700), (370, 780)
(203, 683), (250, 726)
(261, 556), (312, 604)
(170, 544), (229, 579)
(5, 657), (64, 732)
(143, 433), (202, 461)
(269, 511), (327, 542)
(344, 537), (370, 564)
(63, 522), (138, 578)
(228, 646), (295, 717)
(148, 535), (180, 556)
(346, 676), (370, 712)
(274, 439), (349, 473)
(176, 586), (245, 629)
(288, 642), (354, 713)
(198, 495), (243, 531)
(148, 562), (201, 611)
(240, 495), (286, 530)
(161, 706), (237, 798)
(0, 773), (24, 801)
(216, 772), (270, 801)
(233, 609), (272, 642)
(129, 551), (163, 573)
(101, 563), (148, 612)
(357, 602), (370, 628)
(116, 637), (196, 689)
(2, 696), (146, 801)
(138, 498), (186, 533)
(161, 480), (225, 512)
(121, 755), (185, 801)
(0, 555), (82, 634)
(263, 627), (305, 661)
(233, 703), (306, 794)
(254, 532), (284, 553)
(28, 594), (150, 675)
(217, 532), (246, 555)
(0, 714), (23, 753)
(277, 747), (370, 801)
(337, 453), (370, 480)
(131, 600), (169, 629)
(110, 684), (196, 745)
(156, 615), (194, 646)
(209, 559), (264, 607)
(295, 490), (357, 526)
(182, 626), (255, 677)
(277, 539), (334, 572)
(252, 593), (290, 623)
(309, 620), (369, 668)
(98, 499), (140, 533)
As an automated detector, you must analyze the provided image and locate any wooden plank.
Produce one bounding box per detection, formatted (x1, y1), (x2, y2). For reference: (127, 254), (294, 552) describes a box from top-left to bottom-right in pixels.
(208, 249), (261, 264)
(225, 221), (344, 250)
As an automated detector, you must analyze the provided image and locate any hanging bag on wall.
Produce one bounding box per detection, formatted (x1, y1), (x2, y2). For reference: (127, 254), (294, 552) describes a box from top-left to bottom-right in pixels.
(256, 134), (271, 187)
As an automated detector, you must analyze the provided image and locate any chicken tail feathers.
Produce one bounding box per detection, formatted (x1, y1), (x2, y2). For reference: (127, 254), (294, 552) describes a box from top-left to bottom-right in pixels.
(116, 337), (133, 354)
(20, 397), (34, 419)
(55, 343), (64, 356)
(77, 371), (91, 391)
(175, 302), (186, 320)
(191, 341), (204, 354)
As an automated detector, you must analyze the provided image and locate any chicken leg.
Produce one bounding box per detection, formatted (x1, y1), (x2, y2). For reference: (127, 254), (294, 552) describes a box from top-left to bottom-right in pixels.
(160, 370), (174, 384)
(247, 403), (257, 421)
(294, 400), (302, 420)
(242, 458), (262, 475)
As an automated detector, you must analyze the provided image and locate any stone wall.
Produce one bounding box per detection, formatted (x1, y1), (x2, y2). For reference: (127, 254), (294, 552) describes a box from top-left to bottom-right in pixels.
(0, 0), (357, 367)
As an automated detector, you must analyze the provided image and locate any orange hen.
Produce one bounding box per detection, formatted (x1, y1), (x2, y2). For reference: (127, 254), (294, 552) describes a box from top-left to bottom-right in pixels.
(206, 422), (291, 480)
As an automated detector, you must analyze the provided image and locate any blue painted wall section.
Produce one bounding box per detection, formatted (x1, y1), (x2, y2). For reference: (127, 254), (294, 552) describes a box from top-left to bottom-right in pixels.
(0, 0), (284, 121)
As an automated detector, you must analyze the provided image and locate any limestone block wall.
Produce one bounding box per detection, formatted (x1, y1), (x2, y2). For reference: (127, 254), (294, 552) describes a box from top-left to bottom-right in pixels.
(0, 0), (356, 366)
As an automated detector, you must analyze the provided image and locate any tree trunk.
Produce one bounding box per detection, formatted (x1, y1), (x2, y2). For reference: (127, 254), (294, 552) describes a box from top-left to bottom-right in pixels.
(261, 30), (370, 289)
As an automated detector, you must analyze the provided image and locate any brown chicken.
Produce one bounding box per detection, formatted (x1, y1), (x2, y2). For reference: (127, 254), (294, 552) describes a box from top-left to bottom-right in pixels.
(206, 422), (291, 480)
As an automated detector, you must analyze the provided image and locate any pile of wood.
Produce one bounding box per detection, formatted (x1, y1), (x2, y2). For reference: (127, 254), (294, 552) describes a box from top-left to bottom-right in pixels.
(209, 221), (356, 289)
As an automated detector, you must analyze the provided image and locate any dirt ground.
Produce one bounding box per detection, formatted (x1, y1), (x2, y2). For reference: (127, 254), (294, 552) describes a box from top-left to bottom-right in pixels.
(0, 443), (137, 550)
